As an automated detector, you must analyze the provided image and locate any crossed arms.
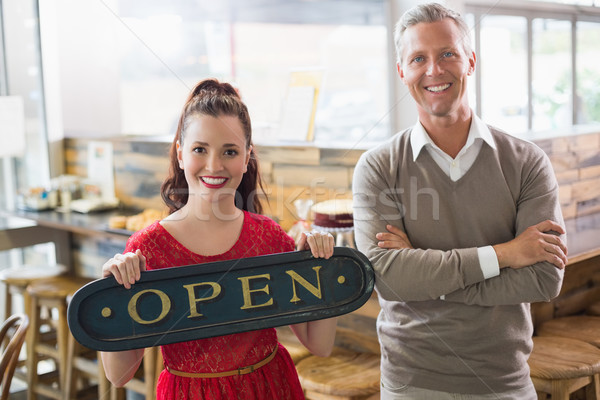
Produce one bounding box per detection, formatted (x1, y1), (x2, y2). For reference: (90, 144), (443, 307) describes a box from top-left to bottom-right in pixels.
(352, 149), (566, 306)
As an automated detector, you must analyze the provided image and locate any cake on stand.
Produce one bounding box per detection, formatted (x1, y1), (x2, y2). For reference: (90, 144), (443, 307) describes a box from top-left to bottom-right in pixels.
(310, 199), (356, 249)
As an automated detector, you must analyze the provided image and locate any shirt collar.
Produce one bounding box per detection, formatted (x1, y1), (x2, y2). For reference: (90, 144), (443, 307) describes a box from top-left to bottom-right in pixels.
(410, 113), (496, 161)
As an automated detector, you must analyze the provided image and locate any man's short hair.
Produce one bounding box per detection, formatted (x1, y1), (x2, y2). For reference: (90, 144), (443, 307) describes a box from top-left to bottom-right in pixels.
(394, 2), (473, 65)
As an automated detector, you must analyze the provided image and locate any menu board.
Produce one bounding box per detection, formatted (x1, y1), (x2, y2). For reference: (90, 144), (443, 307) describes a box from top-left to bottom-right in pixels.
(279, 69), (323, 142)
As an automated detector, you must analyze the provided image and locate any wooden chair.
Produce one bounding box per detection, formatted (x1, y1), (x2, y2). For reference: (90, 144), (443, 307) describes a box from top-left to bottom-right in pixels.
(0, 313), (29, 400)
(296, 347), (380, 400)
(529, 336), (600, 400)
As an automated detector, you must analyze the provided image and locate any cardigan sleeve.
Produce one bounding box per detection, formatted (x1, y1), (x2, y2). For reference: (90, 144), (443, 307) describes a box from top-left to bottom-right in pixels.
(353, 148), (485, 302)
(443, 148), (565, 305)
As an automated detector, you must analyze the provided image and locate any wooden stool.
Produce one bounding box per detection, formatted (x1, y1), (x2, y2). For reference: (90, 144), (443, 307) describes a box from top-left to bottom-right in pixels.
(110, 346), (163, 400)
(537, 315), (600, 348)
(587, 301), (600, 316)
(276, 327), (311, 365)
(528, 336), (600, 399)
(296, 347), (380, 400)
(0, 264), (66, 321)
(26, 276), (93, 400)
(64, 295), (110, 400)
(0, 265), (66, 384)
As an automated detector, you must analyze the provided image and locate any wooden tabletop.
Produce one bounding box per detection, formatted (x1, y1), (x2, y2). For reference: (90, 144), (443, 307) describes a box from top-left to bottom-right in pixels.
(1, 208), (136, 241)
(564, 212), (600, 265)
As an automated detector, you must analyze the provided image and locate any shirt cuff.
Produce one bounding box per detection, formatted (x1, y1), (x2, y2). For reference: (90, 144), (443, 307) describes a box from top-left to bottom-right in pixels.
(478, 245), (500, 279)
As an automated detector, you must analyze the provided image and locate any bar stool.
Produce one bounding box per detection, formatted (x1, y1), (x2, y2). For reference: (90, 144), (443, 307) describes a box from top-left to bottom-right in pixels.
(587, 300), (600, 316)
(536, 315), (600, 348)
(26, 275), (94, 400)
(0, 264), (66, 383)
(295, 347), (380, 400)
(0, 264), (66, 321)
(528, 336), (600, 399)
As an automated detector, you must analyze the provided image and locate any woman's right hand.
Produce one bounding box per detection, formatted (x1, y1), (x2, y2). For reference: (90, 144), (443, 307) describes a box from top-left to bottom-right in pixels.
(102, 249), (146, 289)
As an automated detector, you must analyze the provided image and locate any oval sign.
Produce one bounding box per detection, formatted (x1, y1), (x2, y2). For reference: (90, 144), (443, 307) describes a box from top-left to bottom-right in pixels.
(68, 247), (374, 351)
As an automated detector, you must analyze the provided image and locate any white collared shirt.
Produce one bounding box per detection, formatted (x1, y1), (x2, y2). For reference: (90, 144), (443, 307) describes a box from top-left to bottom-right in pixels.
(410, 114), (500, 285)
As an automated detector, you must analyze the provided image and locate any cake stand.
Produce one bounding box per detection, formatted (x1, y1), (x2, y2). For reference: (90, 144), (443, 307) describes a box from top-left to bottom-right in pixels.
(311, 225), (356, 249)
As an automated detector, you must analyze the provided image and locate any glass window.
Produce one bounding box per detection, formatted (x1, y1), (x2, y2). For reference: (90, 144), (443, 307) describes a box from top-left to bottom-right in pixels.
(464, 13), (477, 119)
(233, 22), (389, 145)
(479, 15), (528, 133)
(528, 0), (596, 5)
(468, 2), (600, 136)
(532, 18), (573, 131)
(118, 15), (215, 136)
(2, 0), (50, 189)
(576, 21), (600, 126)
(0, 0), (55, 271)
(66, 0), (390, 146)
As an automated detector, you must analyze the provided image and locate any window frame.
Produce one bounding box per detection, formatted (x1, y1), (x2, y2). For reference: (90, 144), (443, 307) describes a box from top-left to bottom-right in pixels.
(466, 0), (600, 132)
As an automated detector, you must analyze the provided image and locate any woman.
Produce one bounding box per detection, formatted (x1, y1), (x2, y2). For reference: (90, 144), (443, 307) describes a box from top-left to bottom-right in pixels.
(101, 79), (336, 399)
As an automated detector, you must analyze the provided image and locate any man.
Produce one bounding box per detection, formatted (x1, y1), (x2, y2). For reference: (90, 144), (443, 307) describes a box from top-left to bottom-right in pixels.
(352, 3), (568, 399)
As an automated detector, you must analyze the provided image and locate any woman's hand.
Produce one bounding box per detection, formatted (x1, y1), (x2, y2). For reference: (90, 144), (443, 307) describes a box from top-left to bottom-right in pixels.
(376, 224), (413, 250)
(297, 230), (335, 259)
(101, 249), (146, 289)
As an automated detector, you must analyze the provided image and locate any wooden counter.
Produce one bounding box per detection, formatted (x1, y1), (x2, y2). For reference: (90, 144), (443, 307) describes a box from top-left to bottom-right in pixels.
(0, 214), (72, 267)
(4, 208), (135, 241)
(0, 208), (136, 275)
(564, 212), (600, 264)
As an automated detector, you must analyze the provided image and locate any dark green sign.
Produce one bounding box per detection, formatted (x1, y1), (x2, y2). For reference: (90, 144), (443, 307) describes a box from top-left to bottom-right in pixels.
(67, 247), (374, 351)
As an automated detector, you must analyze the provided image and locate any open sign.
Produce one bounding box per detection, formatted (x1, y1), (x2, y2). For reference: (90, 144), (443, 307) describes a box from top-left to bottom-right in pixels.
(67, 247), (374, 351)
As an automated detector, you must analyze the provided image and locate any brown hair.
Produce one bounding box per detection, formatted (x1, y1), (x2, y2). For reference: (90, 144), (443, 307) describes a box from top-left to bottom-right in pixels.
(160, 79), (266, 215)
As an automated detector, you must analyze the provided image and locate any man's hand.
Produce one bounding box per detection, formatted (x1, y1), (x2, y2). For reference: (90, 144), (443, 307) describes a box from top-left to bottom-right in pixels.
(376, 224), (414, 250)
(493, 220), (568, 270)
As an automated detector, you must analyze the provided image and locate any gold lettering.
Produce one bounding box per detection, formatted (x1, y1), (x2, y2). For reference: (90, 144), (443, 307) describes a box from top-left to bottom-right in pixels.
(238, 273), (273, 310)
(128, 289), (171, 325)
(287, 266), (322, 303)
(183, 282), (222, 318)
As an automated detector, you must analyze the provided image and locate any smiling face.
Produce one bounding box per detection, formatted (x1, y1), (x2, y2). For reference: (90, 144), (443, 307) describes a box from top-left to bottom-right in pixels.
(177, 114), (251, 207)
(398, 18), (475, 122)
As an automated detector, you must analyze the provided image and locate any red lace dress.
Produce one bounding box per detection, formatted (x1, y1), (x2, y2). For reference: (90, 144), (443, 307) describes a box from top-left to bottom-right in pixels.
(124, 211), (305, 400)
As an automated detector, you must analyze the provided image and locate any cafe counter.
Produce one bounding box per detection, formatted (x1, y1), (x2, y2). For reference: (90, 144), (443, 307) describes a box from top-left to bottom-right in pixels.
(0, 208), (137, 277)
